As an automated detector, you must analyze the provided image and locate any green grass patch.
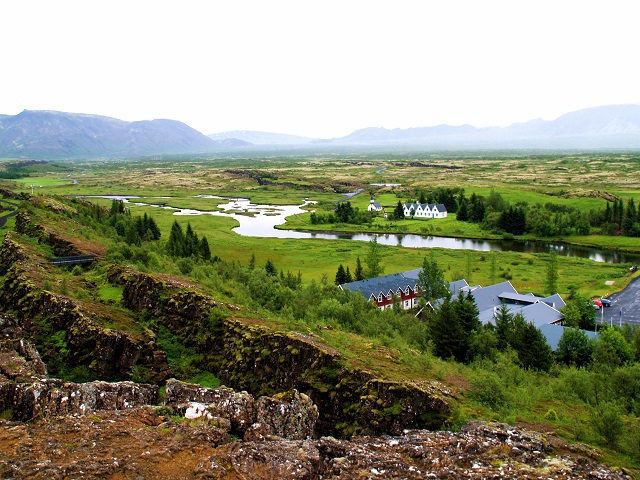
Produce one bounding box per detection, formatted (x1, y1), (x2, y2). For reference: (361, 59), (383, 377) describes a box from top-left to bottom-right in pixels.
(185, 371), (221, 389)
(98, 285), (123, 302)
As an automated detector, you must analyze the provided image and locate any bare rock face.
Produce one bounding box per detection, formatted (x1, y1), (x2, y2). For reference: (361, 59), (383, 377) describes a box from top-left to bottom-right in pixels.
(0, 379), (158, 421)
(245, 389), (319, 441)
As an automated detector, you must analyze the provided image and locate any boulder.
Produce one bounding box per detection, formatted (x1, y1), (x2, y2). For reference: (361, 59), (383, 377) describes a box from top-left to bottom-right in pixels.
(166, 379), (255, 434)
(0, 379), (158, 421)
(245, 390), (318, 441)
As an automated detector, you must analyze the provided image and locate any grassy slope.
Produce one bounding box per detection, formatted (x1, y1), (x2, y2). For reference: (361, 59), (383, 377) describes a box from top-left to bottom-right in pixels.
(2, 184), (639, 472)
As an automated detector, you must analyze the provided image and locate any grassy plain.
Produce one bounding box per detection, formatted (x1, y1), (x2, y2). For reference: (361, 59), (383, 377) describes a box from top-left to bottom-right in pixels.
(2, 152), (640, 300)
(3, 153), (640, 471)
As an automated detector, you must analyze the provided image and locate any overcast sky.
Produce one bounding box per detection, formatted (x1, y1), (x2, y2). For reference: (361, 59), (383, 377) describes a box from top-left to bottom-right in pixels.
(2, 1), (638, 138)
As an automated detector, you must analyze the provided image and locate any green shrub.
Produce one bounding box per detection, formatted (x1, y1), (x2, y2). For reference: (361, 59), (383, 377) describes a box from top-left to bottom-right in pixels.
(590, 401), (625, 448)
(470, 370), (508, 409)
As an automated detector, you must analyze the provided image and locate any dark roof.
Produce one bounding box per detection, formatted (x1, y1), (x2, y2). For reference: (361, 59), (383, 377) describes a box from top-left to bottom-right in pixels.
(498, 291), (540, 304)
(403, 203), (447, 212)
(433, 203), (447, 212)
(341, 268), (465, 302)
(539, 324), (598, 351)
(463, 281), (518, 312)
(541, 293), (566, 309)
(340, 272), (417, 299)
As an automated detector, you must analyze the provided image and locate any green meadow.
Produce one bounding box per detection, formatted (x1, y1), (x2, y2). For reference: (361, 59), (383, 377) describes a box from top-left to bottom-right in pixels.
(3, 153), (640, 471)
(2, 152), (640, 298)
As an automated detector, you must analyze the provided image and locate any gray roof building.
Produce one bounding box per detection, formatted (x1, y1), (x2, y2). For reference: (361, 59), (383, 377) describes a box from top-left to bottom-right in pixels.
(538, 324), (598, 351)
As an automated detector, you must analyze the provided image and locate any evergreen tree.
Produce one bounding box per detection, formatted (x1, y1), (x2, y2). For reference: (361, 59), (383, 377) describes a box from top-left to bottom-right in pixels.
(199, 236), (211, 261)
(623, 198), (636, 235)
(184, 223), (198, 256)
(545, 250), (559, 295)
(109, 199), (125, 216)
(456, 196), (469, 221)
(604, 201), (612, 224)
(249, 253), (256, 270)
(335, 264), (347, 285)
(124, 222), (141, 247)
(453, 290), (481, 362)
(145, 214), (161, 240)
(510, 314), (554, 371)
(417, 252), (450, 304)
(392, 201), (405, 220)
(418, 191), (427, 204)
(494, 302), (514, 350)
(429, 296), (466, 362)
(265, 259), (277, 276)
(354, 256), (364, 281)
(344, 266), (353, 283)
(364, 237), (384, 278)
(469, 193), (486, 223)
(166, 220), (185, 257)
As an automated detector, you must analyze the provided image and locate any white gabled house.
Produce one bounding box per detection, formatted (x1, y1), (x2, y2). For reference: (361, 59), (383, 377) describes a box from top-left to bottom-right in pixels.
(367, 198), (383, 212)
(403, 203), (447, 219)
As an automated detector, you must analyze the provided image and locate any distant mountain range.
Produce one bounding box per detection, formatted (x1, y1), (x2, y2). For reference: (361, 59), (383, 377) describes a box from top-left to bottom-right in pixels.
(325, 104), (640, 148)
(0, 110), (219, 158)
(1, 105), (640, 158)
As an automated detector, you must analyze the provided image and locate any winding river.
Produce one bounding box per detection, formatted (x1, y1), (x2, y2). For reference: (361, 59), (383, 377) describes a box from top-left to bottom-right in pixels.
(85, 196), (640, 264)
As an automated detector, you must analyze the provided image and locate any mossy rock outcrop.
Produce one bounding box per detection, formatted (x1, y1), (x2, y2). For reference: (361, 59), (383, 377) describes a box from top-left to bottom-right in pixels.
(0, 233), (28, 275)
(113, 267), (453, 438)
(0, 264), (171, 384)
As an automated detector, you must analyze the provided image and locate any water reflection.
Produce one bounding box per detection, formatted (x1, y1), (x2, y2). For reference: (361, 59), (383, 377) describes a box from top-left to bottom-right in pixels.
(82, 196), (640, 264)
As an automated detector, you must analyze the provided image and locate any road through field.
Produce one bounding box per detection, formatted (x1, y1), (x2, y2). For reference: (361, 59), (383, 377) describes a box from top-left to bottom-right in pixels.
(0, 199), (19, 228)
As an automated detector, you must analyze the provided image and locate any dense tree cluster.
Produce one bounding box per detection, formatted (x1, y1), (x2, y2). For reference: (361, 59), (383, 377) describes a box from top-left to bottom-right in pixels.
(310, 201), (374, 225)
(416, 187), (462, 213)
(166, 220), (211, 261)
(454, 189), (640, 238)
(428, 291), (480, 363)
(334, 264), (353, 285)
(103, 199), (161, 246)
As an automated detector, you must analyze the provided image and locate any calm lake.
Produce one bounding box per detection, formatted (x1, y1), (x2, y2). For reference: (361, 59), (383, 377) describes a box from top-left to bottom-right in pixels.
(89, 196), (640, 264)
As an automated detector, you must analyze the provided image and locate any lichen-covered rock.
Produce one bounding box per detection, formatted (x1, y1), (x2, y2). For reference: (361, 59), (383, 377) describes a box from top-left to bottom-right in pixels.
(0, 379), (158, 421)
(356, 379), (451, 436)
(214, 319), (452, 438)
(109, 267), (452, 438)
(245, 389), (318, 441)
(166, 379), (255, 434)
(0, 338), (47, 382)
(198, 422), (632, 479)
(109, 265), (165, 312)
